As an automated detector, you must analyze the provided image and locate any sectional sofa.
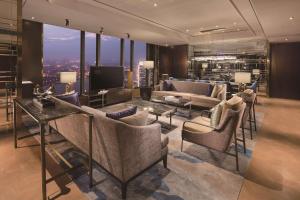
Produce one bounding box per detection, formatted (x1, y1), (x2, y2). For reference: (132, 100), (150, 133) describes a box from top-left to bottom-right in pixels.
(153, 80), (227, 108)
(49, 98), (168, 199)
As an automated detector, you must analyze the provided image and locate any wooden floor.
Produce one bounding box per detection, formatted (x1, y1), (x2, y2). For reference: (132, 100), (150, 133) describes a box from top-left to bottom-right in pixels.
(238, 97), (300, 200)
(0, 103), (86, 200)
(1, 96), (300, 200)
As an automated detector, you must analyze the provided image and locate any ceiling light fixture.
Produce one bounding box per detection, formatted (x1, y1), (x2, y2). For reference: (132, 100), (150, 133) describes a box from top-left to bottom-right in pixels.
(289, 16), (294, 20)
(186, 29), (190, 32)
(237, 28), (240, 31)
(233, 22), (237, 26)
(154, 3), (158, 7)
(215, 25), (219, 28)
(285, 38), (288, 41)
(31, 16), (35, 20)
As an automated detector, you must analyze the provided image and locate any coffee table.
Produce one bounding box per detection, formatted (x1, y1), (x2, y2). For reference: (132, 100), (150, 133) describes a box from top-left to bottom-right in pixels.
(124, 99), (176, 128)
(151, 96), (192, 118)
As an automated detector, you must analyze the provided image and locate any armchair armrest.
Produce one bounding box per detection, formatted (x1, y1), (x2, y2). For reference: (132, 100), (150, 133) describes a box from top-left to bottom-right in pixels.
(183, 120), (214, 130)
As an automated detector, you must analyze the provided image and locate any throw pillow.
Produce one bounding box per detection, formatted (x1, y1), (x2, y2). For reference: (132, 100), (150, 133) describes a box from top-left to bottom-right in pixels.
(206, 84), (214, 96)
(163, 80), (173, 91)
(210, 84), (223, 98)
(210, 101), (225, 128)
(106, 106), (137, 120)
(220, 96), (243, 122)
(56, 92), (81, 107)
(119, 111), (148, 126)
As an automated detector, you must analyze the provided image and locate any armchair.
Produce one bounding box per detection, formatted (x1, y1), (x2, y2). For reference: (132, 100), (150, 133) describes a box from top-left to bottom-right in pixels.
(181, 103), (246, 171)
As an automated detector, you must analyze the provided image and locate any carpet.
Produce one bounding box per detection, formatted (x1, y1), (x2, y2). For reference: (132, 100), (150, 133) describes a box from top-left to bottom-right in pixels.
(22, 102), (264, 200)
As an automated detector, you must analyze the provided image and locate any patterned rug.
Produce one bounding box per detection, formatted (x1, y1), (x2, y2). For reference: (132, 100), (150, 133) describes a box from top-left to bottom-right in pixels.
(22, 103), (264, 200)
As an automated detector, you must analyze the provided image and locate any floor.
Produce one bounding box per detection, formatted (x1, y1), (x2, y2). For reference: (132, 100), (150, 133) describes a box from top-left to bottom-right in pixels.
(0, 96), (300, 200)
(238, 97), (300, 200)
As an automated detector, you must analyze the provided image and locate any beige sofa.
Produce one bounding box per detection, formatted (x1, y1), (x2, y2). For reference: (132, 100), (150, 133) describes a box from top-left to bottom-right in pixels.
(49, 101), (168, 199)
(153, 80), (227, 108)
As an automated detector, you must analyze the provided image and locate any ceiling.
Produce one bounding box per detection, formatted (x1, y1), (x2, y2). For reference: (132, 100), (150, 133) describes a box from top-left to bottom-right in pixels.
(6, 0), (300, 49)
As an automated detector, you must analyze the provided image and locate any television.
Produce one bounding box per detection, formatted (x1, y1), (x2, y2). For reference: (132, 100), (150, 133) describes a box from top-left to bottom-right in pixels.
(90, 66), (124, 91)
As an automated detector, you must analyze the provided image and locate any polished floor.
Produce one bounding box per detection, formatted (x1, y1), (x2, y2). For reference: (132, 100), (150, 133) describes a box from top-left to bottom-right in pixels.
(0, 96), (300, 200)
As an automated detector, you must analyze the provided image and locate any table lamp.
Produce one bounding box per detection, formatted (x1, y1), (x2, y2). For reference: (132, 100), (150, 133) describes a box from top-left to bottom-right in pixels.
(235, 72), (251, 92)
(60, 72), (76, 93)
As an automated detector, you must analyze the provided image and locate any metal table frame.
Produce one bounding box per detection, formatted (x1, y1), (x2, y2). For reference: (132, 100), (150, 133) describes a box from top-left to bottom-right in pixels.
(13, 97), (94, 200)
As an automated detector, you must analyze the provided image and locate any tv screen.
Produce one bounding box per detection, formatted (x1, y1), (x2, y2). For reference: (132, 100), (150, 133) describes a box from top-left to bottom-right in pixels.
(90, 66), (124, 91)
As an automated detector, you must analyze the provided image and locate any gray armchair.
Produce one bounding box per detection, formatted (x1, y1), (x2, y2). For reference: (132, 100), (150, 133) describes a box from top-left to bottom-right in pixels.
(181, 103), (246, 171)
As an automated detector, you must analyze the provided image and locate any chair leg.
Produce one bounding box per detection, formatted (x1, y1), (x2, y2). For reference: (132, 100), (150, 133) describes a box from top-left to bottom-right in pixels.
(234, 131), (239, 171)
(121, 182), (127, 200)
(249, 109), (253, 140)
(181, 139), (183, 152)
(163, 155), (168, 168)
(253, 104), (257, 131)
(241, 126), (246, 154)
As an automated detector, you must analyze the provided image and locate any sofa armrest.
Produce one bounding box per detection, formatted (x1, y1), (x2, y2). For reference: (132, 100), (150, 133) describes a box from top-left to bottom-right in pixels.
(117, 123), (165, 181)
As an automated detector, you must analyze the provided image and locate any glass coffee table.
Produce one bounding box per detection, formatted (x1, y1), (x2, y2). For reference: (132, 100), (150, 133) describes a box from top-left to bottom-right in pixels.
(125, 99), (177, 128)
(151, 96), (192, 118)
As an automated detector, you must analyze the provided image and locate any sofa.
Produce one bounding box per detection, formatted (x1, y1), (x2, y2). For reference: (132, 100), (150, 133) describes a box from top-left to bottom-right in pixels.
(153, 80), (227, 108)
(49, 99), (168, 199)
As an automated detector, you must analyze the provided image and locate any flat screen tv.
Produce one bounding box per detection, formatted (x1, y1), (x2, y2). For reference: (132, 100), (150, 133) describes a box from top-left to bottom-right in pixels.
(90, 66), (124, 91)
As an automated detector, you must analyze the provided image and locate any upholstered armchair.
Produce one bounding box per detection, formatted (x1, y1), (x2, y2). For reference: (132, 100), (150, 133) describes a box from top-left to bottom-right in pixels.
(181, 103), (246, 171)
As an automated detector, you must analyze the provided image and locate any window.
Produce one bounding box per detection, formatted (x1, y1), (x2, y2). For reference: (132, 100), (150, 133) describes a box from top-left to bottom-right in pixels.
(100, 35), (120, 66)
(123, 39), (131, 87)
(43, 24), (80, 94)
(134, 41), (146, 87)
(84, 32), (96, 92)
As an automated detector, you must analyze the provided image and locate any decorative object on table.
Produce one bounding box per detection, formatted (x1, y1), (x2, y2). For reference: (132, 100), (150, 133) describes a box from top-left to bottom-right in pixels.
(33, 96), (55, 109)
(56, 92), (81, 107)
(234, 72), (251, 92)
(60, 72), (77, 93)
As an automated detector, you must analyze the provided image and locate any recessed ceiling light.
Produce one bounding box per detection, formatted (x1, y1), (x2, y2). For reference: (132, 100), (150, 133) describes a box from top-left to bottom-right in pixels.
(154, 3), (158, 7)
(237, 28), (240, 31)
(9, 24), (13, 26)
(285, 38), (288, 41)
(186, 29), (190, 32)
(31, 16), (35, 20)
(233, 22), (237, 26)
(215, 25), (219, 28)
(289, 16), (294, 20)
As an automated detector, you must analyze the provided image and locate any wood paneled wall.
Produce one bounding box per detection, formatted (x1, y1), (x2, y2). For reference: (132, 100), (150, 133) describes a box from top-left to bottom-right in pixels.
(159, 45), (188, 79)
(270, 42), (300, 100)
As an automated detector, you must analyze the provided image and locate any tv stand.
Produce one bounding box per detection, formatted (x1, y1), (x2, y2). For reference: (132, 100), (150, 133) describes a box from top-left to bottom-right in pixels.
(83, 88), (132, 108)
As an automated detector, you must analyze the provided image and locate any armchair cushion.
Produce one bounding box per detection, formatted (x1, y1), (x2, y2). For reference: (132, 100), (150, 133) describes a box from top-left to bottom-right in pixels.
(183, 121), (214, 133)
(119, 111), (148, 126)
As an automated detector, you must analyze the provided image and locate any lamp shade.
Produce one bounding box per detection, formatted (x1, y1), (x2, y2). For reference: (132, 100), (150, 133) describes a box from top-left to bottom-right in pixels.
(142, 61), (154, 69)
(252, 69), (260, 75)
(235, 72), (251, 83)
(60, 72), (77, 83)
(202, 63), (208, 69)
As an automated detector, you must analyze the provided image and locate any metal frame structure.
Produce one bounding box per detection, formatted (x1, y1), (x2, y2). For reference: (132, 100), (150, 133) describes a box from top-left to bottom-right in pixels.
(13, 97), (93, 200)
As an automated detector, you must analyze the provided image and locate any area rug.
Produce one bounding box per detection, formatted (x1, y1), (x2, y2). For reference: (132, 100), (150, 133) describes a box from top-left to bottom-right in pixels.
(21, 102), (264, 200)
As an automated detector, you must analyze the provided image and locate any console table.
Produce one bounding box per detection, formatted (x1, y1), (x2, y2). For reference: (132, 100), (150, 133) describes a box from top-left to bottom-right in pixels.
(13, 97), (93, 200)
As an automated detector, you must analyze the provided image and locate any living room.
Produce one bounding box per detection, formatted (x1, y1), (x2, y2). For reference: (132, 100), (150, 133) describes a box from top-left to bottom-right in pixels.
(1, 0), (300, 200)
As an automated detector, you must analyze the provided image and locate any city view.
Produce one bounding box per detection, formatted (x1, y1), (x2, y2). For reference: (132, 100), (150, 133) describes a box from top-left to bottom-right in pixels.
(43, 24), (146, 94)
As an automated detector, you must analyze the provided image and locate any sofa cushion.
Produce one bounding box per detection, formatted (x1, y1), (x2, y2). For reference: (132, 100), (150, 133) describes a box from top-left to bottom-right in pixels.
(106, 106), (137, 120)
(192, 116), (211, 127)
(211, 84), (224, 98)
(210, 101), (225, 128)
(56, 92), (81, 107)
(119, 111), (148, 126)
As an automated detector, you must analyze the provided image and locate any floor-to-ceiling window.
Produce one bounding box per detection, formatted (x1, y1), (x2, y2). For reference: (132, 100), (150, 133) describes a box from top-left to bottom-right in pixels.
(43, 24), (80, 94)
(134, 41), (146, 87)
(100, 35), (120, 66)
(84, 32), (96, 92)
